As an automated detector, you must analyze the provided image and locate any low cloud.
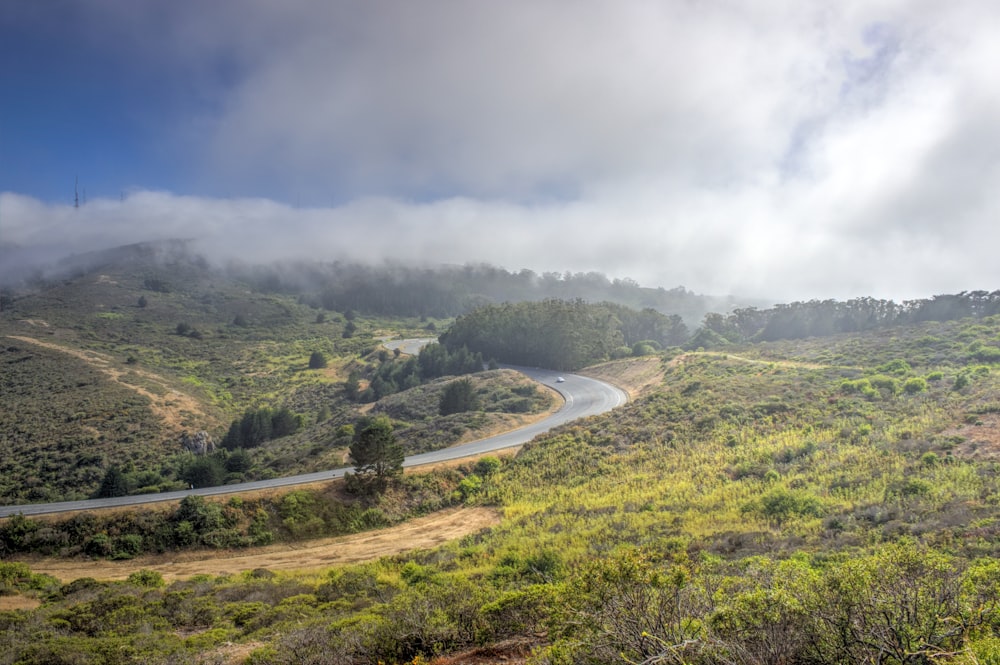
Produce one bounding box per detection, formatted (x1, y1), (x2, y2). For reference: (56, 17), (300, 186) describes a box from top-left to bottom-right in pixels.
(3, 174), (998, 302)
(4, 1), (1000, 301)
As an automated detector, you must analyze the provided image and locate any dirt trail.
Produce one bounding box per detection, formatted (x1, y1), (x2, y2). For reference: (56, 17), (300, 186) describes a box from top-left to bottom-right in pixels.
(16, 507), (501, 582)
(6, 335), (206, 434)
(668, 350), (839, 371)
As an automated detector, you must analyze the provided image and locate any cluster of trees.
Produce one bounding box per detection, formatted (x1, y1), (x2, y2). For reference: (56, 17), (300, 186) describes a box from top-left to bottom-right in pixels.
(702, 291), (1000, 343)
(221, 406), (302, 449)
(94, 449), (257, 498)
(0, 495), (274, 558)
(441, 299), (685, 370)
(348, 343), (486, 403)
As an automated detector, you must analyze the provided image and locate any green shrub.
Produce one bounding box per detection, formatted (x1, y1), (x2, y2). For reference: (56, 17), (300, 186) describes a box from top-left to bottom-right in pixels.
(127, 569), (165, 588)
(746, 487), (825, 524)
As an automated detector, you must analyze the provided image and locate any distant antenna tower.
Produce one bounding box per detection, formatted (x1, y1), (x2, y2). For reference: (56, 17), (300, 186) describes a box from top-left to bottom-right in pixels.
(74, 176), (79, 209)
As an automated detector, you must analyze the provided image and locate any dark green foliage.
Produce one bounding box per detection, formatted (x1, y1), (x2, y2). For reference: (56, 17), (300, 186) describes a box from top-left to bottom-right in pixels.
(95, 466), (129, 498)
(441, 299), (633, 370)
(439, 378), (480, 416)
(348, 416), (404, 492)
(344, 370), (361, 402)
(307, 351), (327, 369)
(143, 276), (170, 292)
(221, 407), (302, 449)
(352, 343), (484, 404)
(224, 448), (253, 473)
(416, 342), (483, 380)
(180, 455), (225, 488)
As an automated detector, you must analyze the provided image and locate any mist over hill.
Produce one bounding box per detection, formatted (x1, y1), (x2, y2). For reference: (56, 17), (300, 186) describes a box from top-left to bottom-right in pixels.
(0, 239), (752, 327)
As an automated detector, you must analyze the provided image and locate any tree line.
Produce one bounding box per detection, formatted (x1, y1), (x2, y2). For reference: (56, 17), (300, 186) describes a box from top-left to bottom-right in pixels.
(347, 343), (487, 403)
(699, 291), (1000, 344)
(226, 260), (731, 325)
(440, 299), (688, 370)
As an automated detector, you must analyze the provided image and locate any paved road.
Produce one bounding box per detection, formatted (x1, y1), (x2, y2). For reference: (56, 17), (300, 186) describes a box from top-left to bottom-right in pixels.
(0, 367), (626, 518)
(383, 338), (437, 355)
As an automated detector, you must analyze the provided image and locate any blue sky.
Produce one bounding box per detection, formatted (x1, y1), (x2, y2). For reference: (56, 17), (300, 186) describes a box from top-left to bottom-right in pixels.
(3, 1), (1000, 300)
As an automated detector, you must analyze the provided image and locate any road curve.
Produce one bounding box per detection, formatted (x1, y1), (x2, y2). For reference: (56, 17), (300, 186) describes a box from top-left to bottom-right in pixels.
(0, 368), (626, 518)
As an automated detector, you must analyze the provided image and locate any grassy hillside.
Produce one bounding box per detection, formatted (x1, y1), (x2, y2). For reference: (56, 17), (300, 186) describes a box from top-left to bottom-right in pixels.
(0, 245), (552, 504)
(4, 313), (1000, 663)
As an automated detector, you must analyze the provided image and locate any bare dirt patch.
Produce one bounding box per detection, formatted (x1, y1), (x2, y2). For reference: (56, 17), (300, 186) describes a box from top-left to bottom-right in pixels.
(0, 594), (42, 611)
(943, 414), (1000, 461)
(668, 351), (835, 372)
(6, 335), (207, 436)
(581, 356), (664, 398)
(16, 506), (501, 582)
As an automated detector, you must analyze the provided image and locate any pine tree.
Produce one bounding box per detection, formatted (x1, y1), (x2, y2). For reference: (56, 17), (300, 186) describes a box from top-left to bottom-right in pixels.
(96, 466), (129, 498)
(349, 416), (404, 492)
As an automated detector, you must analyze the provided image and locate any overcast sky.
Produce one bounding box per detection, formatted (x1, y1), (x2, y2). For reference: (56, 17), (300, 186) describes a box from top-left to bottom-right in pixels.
(2, 1), (999, 301)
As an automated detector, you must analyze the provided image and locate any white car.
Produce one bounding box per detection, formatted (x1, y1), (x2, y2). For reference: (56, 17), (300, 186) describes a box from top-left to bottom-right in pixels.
(556, 376), (565, 383)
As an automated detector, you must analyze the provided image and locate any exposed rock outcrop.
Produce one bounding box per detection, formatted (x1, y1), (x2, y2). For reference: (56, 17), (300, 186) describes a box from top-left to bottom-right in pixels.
(181, 431), (216, 455)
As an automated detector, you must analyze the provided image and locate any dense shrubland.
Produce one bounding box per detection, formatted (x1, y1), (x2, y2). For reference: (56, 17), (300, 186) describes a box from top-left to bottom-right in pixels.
(0, 466), (470, 560)
(4, 314), (1000, 663)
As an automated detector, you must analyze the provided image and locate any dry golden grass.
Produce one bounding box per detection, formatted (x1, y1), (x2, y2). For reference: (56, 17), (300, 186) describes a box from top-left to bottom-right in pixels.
(15, 506), (500, 582)
(0, 594), (42, 611)
(580, 356), (664, 398)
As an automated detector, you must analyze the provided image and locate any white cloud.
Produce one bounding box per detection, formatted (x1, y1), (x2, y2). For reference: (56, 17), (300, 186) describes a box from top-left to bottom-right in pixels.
(5, 1), (1000, 301)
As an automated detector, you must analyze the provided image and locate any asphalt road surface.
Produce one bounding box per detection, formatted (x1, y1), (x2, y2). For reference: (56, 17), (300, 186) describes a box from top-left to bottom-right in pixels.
(0, 367), (626, 518)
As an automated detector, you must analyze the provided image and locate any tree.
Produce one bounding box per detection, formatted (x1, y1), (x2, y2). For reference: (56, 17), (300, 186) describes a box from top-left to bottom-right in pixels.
(439, 378), (480, 416)
(349, 416), (404, 492)
(181, 455), (225, 488)
(96, 466), (129, 498)
(224, 448), (253, 473)
(344, 370), (362, 402)
(137, 295), (147, 308)
(308, 351), (327, 369)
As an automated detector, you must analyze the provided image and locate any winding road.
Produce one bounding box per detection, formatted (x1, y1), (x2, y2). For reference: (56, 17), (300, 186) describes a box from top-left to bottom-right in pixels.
(0, 365), (626, 518)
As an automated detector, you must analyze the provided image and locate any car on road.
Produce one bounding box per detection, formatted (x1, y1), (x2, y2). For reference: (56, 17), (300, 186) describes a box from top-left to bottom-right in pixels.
(556, 376), (565, 383)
